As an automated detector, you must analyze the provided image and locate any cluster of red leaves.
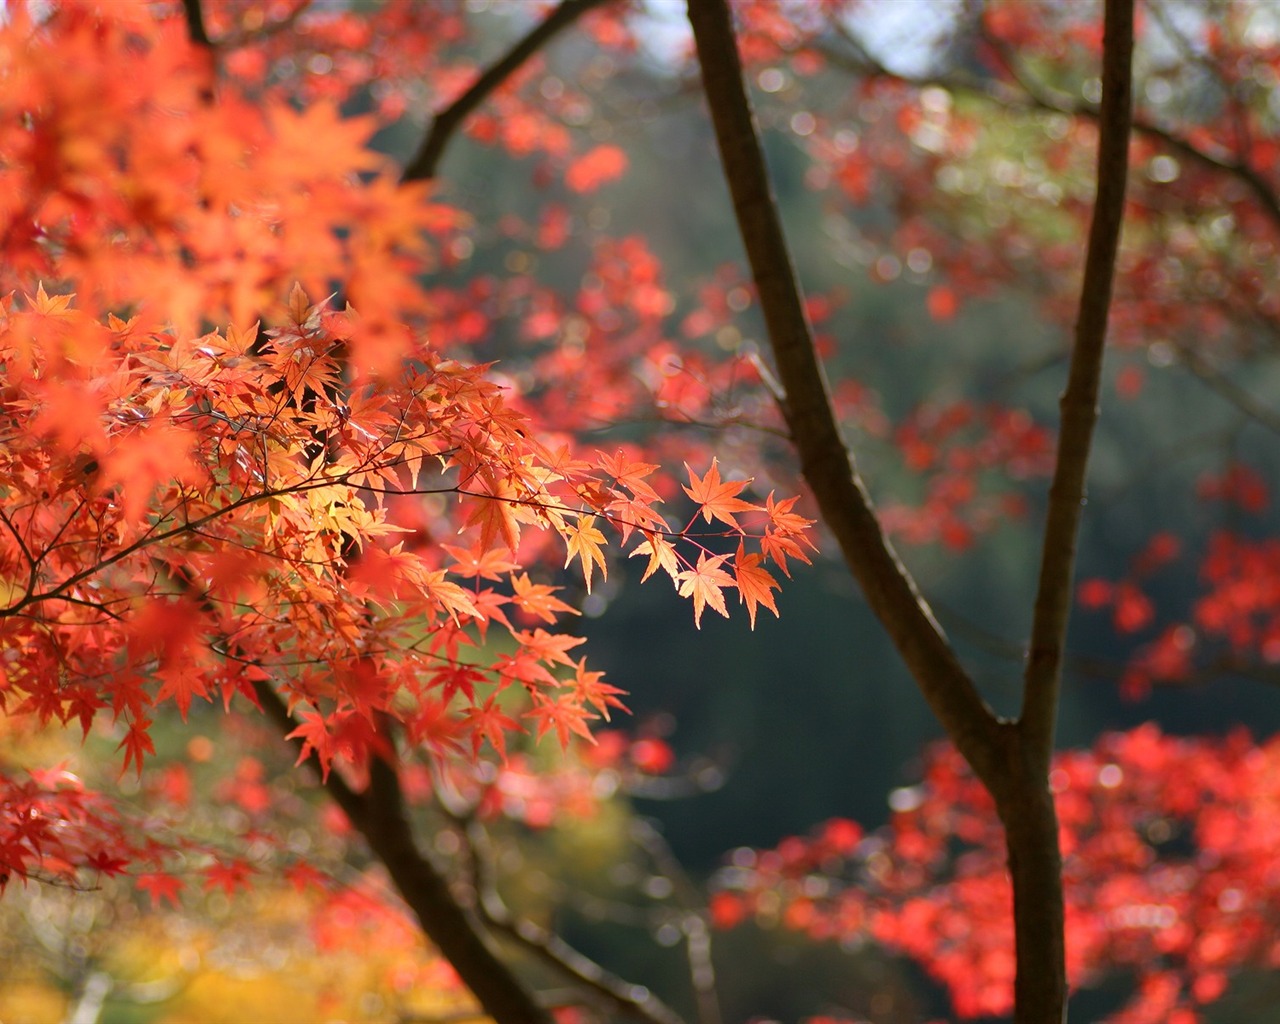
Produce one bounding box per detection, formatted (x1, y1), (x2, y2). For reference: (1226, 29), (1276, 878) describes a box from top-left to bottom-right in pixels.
(0, 281), (809, 788)
(0, 0), (816, 893)
(0, 3), (460, 346)
(711, 726), (1280, 1022)
(881, 401), (1055, 550)
(0, 763), (155, 888)
(0, 750), (283, 908)
(750, 0), (1280, 434)
(1077, 464), (1279, 697)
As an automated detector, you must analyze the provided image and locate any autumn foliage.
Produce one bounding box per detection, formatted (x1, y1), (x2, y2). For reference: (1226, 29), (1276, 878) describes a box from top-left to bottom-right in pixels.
(0, 253), (811, 864)
(713, 725), (1280, 1021)
(0, 0), (816, 881)
(3, 0), (1280, 1021)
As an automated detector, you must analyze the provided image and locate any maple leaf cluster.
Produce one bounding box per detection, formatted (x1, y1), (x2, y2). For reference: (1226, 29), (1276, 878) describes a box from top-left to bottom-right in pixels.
(1076, 470), (1278, 698)
(0, 0), (818, 894)
(0, 282), (810, 796)
(0, 4), (460, 350)
(711, 725), (1280, 1022)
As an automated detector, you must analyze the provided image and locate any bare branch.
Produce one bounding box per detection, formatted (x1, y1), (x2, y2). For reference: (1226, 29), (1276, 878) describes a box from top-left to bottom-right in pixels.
(820, 16), (1280, 235)
(980, 24), (1280, 233)
(215, 2), (313, 50)
(402, 0), (613, 183)
(628, 818), (721, 1024)
(436, 801), (686, 1024)
(1021, 0), (1135, 757)
(1172, 344), (1280, 436)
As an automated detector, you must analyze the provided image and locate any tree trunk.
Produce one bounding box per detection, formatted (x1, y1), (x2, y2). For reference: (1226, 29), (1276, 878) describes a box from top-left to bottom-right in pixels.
(686, 1), (1133, 1021)
(997, 768), (1068, 1023)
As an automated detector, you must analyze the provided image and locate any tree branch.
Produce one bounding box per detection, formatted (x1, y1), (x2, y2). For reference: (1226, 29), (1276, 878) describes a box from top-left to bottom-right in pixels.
(979, 23), (1280, 233)
(1020, 0), (1134, 760)
(685, 0), (1008, 789)
(994, 6), (1133, 1020)
(401, 0), (612, 183)
(181, 0), (213, 50)
(820, 17), (1280, 235)
(255, 683), (555, 1024)
(448, 810), (687, 1024)
(1172, 343), (1280, 437)
(628, 818), (721, 1024)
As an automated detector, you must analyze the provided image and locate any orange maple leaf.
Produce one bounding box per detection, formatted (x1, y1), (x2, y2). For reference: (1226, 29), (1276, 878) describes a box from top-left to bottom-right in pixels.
(526, 693), (598, 749)
(760, 491), (818, 575)
(463, 696), (521, 759)
(597, 448), (662, 502)
(25, 281), (75, 318)
(136, 871), (184, 908)
(511, 572), (578, 624)
(677, 551), (734, 628)
(516, 628), (586, 668)
(463, 475), (524, 554)
(684, 459), (762, 530)
(563, 514), (607, 593)
(442, 542), (519, 581)
(570, 657), (628, 722)
(154, 661), (212, 722)
(629, 531), (680, 585)
(733, 544), (781, 629)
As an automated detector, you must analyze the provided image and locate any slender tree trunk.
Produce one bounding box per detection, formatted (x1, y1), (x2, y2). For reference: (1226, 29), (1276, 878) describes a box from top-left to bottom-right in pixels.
(687, 0), (1133, 1021)
(997, 764), (1068, 1023)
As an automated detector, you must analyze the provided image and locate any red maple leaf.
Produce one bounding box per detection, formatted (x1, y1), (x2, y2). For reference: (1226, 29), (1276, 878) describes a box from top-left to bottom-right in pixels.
(136, 871), (184, 908)
(565, 144), (628, 193)
(526, 693), (597, 749)
(683, 459), (762, 530)
(203, 859), (255, 895)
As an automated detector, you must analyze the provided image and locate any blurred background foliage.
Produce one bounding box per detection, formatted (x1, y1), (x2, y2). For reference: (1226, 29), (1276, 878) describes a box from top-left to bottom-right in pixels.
(4, 1), (1280, 1022)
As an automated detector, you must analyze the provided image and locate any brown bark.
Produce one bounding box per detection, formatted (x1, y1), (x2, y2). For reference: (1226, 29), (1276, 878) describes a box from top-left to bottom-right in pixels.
(1000, 772), (1068, 1023)
(687, 0), (1134, 1020)
(1008, 3), (1133, 1019)
(1020, 0), (1135, 761)
(256, 685), (556, 1024)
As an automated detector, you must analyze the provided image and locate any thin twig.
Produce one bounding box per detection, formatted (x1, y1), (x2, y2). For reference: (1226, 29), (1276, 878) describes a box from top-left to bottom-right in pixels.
(629, 818), (721, 1024)
(1172, 345), (1280, 437)
(402, 0), (613, 183)
(216, 2), (313, 50)
(979, 24), (1280, 233)
(439, 802), (687, 1024)
(820, 16), (1280, 234)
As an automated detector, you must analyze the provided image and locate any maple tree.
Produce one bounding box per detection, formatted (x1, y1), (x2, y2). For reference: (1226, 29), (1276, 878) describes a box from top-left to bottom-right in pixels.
(2, 0), (1280, 1021)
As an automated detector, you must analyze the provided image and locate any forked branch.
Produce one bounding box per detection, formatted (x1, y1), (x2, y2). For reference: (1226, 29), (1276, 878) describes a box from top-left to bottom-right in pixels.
(1020, 0), (1134, 759)
(445, 807), (687, 1024)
